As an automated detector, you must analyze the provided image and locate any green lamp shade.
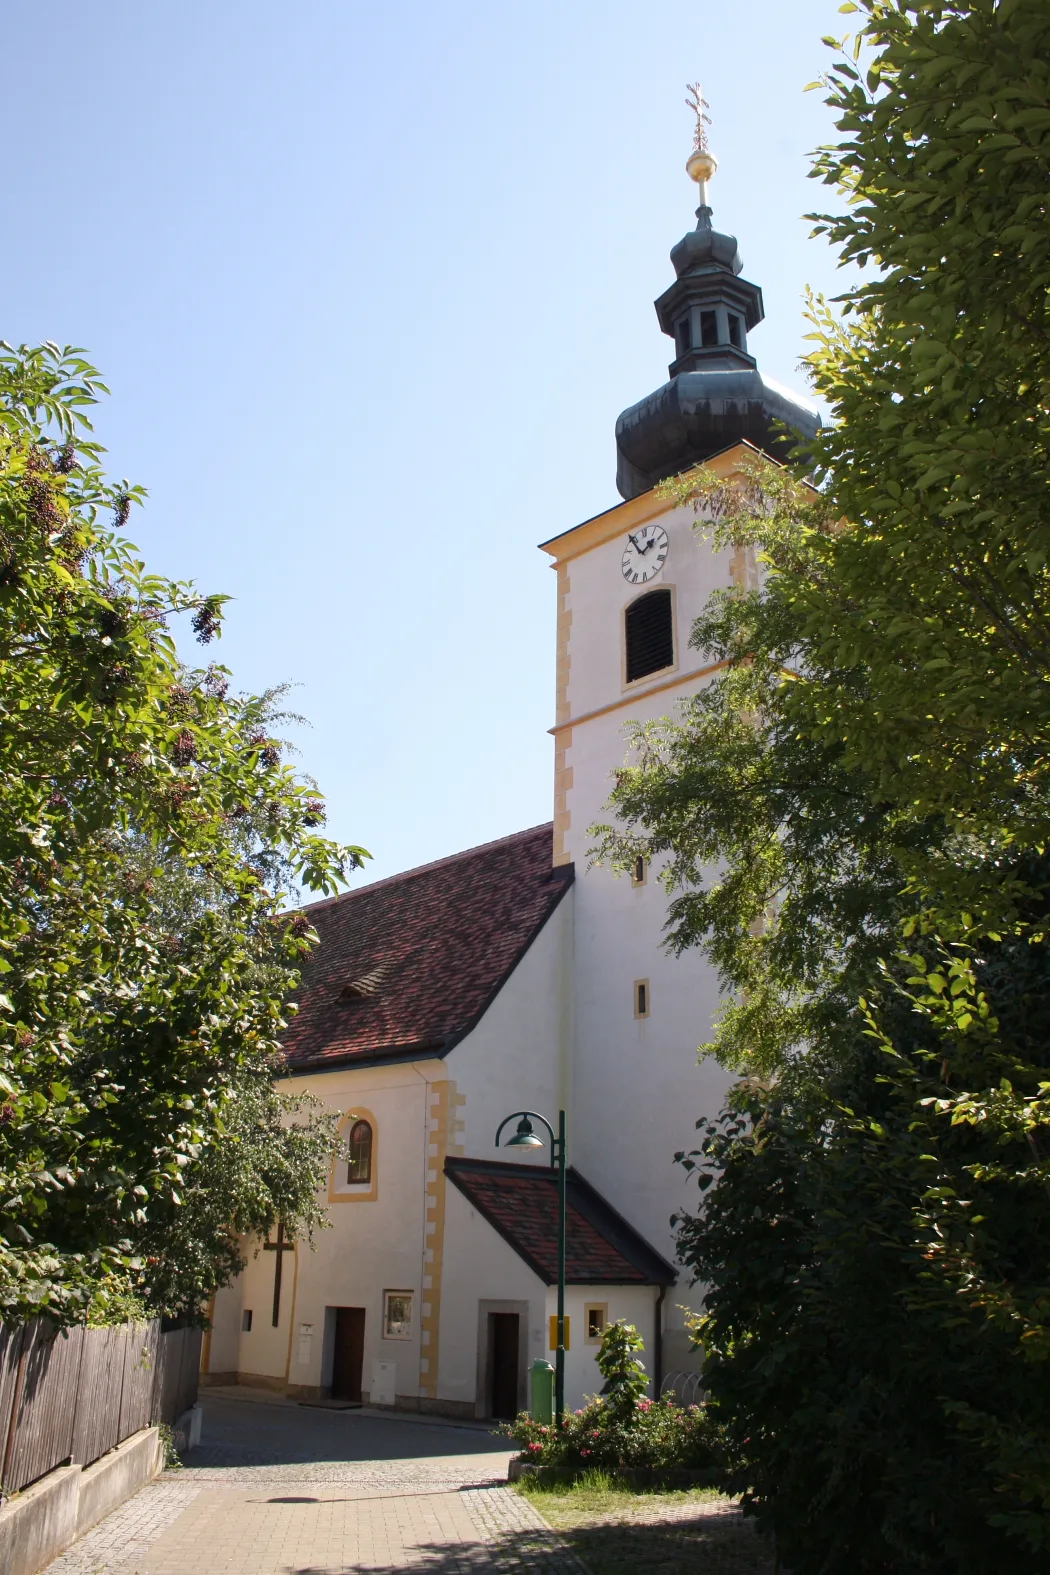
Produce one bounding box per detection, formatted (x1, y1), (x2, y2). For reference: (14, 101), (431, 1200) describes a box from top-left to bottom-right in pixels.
(504, 1116), (545, 1149)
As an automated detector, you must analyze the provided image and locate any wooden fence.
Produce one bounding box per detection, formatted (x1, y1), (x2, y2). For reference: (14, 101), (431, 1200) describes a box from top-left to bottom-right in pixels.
(0, 1319), (201, 1495)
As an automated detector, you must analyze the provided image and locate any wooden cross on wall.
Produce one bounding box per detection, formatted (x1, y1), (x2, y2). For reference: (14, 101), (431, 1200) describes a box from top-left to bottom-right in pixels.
(263, 1222), (295, 1327)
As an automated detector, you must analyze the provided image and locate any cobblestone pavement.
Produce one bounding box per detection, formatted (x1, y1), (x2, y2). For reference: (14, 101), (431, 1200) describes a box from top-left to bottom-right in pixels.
(41, 1393), (584, 1574)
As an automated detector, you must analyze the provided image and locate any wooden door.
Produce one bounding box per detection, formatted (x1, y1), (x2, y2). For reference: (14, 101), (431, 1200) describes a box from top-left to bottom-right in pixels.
(331, 1307), (365, 1403)
(488, 1312), (519, 1420)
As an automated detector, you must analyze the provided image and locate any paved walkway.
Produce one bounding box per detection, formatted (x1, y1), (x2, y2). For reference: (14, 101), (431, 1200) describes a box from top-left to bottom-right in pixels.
(42, 1392), (583, 1574)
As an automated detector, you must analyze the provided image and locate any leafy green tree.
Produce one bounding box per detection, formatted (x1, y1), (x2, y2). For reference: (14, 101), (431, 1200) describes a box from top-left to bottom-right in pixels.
(593, 0), (1050, 1566)
(676, 924), (1050, 1573)
(0, 342), (366, 1322)
(596, 1320), (650, 1418)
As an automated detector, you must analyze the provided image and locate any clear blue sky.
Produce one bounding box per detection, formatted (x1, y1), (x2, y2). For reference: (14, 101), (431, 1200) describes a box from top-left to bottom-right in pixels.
(3, 0), (850, 884)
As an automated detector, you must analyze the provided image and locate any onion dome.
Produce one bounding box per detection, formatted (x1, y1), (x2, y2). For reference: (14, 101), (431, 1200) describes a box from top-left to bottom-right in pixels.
(614, 90), (820, 500)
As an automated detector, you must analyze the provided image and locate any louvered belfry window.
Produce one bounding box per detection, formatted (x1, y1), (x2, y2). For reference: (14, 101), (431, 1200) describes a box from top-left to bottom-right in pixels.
(625, 589), (673, 682)
(347, 1119), (373, 1184)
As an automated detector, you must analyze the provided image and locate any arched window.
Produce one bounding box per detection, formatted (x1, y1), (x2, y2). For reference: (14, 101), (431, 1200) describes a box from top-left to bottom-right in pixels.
(625, 589), (673, 683)
(347, 1119), (373, 1185)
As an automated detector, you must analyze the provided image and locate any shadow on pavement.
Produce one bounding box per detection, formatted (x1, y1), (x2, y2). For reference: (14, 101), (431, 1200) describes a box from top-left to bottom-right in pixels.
(291, 1525), (582, 1575)
(287, 1509), (774, 1573)
(189, 1394), (510, 1470)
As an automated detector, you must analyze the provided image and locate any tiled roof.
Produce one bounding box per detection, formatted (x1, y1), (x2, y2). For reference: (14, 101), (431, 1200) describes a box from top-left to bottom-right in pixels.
(445, 1157), (676, 1286)
(282, 824), (573, 1071)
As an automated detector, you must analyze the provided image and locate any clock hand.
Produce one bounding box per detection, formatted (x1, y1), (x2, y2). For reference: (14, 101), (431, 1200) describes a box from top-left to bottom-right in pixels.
(627, 532), (643, 553)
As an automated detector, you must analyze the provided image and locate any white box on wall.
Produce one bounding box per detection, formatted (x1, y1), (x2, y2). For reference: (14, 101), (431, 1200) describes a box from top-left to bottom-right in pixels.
(370, 1360), (396, 1406)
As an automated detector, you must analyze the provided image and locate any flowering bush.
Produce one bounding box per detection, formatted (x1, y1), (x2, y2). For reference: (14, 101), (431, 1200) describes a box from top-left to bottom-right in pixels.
(504, 1394), (721, 1471)
(501, 1320), (722, 1472)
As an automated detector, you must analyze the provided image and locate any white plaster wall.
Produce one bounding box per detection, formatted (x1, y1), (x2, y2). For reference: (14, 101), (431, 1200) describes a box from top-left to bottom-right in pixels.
(557, 495), (739, 1276)
(207, 1280), (243, 1377)
(449, 895), (571, 1164)
(441, 1184), (661, 1413)
(439, 1179), (545, 1413)
(548, 1283), (660, 1411)
(234, 1234), (295, 1382)
(217, 1058), (442, 1396)
(562, 497), (736, 724)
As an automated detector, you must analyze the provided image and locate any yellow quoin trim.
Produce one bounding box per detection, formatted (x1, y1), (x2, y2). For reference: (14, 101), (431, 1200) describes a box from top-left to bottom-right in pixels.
(419, 1077), (466, 1401)
(283, 1242), (300, 1382)
(731, 539), (760, 592)
(554, 727), (573, 867)
(553, 561), (573, 865)
(556, 561), (572, 726)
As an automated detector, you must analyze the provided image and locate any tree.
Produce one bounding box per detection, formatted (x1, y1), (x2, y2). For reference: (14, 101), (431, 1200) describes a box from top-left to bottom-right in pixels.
(0, 342), (367, 1323)
(593, 1), (1050, 1566)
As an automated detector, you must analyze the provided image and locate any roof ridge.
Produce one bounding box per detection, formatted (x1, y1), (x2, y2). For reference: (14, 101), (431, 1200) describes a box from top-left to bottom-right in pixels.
(299, 822), (556, 914)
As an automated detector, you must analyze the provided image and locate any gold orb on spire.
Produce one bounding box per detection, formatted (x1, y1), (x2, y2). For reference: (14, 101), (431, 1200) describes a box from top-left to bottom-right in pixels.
(684, 82), (717, 199)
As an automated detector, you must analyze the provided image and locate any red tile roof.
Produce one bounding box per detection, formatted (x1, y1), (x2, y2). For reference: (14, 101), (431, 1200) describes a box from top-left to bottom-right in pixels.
(282, 824), (573, 1071)
(445, 1157), (676, 1286)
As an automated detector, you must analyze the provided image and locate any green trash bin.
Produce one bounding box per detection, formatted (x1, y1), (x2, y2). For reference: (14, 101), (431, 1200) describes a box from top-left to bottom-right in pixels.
(530, 1359), (555, 1424)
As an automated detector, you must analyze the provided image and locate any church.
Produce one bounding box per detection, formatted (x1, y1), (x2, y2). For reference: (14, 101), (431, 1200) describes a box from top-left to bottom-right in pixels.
(201, 106), (819, 1420)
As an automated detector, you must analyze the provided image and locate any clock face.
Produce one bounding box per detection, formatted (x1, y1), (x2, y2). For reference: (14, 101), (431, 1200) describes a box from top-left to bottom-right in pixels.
(621, 523), (669, 585)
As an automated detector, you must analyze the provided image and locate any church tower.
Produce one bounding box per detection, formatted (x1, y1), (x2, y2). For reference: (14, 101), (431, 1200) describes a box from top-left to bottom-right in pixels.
(203, 92), (824, 1418)
(541, 92), (819, 1374)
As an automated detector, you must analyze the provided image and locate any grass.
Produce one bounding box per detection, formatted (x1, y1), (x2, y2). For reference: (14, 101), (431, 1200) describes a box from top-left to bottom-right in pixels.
(517, 1469), (776, 1575)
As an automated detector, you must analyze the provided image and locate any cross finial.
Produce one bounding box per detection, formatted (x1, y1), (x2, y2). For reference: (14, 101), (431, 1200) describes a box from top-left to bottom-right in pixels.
(685, 83), (711, 155)
(684, 82), (718, 205)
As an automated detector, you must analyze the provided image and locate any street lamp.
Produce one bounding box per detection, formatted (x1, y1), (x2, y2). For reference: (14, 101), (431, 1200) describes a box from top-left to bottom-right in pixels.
(495, 1109), (567, 1424)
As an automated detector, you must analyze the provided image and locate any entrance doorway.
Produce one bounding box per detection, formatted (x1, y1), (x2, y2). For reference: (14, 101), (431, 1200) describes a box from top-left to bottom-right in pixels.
(488, 1312), (520, 1420)
(331, 1307), (365, 1403)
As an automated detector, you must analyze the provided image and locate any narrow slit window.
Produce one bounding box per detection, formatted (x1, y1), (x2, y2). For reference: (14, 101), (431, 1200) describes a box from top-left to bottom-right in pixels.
(632, 856), (647, 887)
(625, 589), (673, 683)
(635, 980), (650, 1019)
(728, 314), (743, 349)
(347, 1119), (373, 1185)
(700, 310), (718, 347)
(242, 1309), (253, 1333)
(675, 315), (692, 356)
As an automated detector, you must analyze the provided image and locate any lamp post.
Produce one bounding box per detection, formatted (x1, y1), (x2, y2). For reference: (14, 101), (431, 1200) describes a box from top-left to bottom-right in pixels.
(495, 1108), (567, 1424)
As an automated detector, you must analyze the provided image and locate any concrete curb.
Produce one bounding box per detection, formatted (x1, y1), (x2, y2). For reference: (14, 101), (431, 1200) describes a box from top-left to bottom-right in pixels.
(0, 1425), (169, 1575)
(0, 1466), (80, 1575)
(76, 1428), (164, 1539)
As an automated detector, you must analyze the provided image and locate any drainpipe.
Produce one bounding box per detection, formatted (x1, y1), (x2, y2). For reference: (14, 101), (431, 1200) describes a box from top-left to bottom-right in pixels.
(653, 1284), (666, 1399)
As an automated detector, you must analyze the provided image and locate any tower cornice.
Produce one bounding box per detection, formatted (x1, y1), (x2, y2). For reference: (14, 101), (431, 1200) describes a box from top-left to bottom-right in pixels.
(538, 441), (771, 567)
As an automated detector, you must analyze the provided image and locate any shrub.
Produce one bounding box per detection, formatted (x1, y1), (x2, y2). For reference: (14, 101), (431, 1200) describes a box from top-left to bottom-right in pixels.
(502, 1320), (722, 1472)
(506, 1394), (720, 1472)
